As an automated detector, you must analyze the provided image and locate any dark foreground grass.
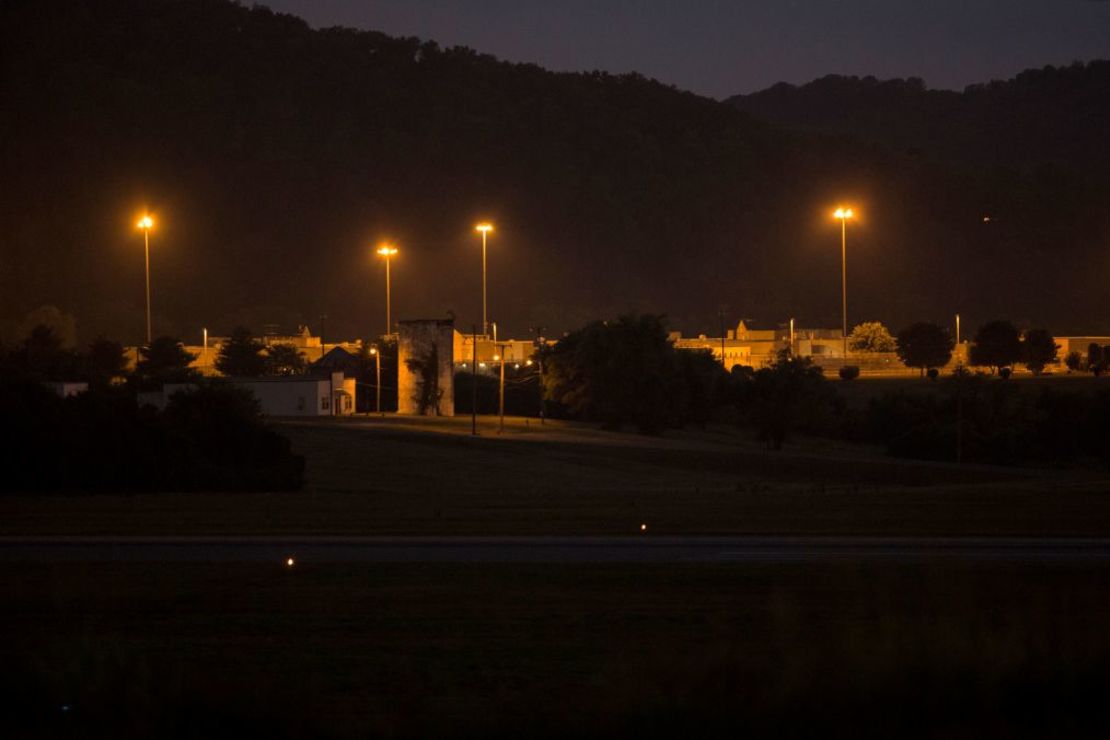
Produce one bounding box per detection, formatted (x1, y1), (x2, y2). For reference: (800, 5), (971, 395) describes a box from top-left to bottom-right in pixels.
(3, 561), (1110, 738)
(2, 421), (1108, 536)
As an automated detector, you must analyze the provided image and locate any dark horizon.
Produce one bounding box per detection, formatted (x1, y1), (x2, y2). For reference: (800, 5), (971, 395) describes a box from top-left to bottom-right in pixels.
(262, 0), (1110, 99)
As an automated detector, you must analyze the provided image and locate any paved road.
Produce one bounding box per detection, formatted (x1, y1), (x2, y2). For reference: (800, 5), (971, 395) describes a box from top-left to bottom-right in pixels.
(3, 536), (1110, 564)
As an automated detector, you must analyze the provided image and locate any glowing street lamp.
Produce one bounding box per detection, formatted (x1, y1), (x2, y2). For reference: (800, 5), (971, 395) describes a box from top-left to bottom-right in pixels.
(375, 244), (398, 338)
(833, 207), (854, 358)
(475, 223), (494, 336)
(136, 214), (155, 345)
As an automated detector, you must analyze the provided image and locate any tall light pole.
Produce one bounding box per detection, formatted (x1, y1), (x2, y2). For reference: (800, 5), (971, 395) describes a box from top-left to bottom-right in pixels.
(475, 223), (493, 337)
(376, 244), (398, 337)
(136, 214), (154, 344)
(834, 207), (855, 358)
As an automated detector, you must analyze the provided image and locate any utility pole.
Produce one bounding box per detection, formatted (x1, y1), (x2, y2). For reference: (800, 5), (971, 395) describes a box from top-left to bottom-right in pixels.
(531, 325), (546, 425)
(497, 342), (508, 434)
(370, 344), (383, 417)
(471, 324), (479, 436)
(718, 307), (727, 368)
(955, 315), (964, 464)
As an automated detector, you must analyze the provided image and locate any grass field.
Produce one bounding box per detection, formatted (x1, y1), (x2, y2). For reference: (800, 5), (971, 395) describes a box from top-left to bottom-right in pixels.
(5, 412), (1109, 736)
(2, 415), (1108, 536)
(4, 560), (1109, 738)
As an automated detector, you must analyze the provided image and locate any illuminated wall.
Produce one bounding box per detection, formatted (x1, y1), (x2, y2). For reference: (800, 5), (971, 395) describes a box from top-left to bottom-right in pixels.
(397, 319), (455, 416)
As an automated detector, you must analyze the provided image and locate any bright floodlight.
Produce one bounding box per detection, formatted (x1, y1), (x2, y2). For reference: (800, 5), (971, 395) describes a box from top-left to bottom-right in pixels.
(376, 244), (398, 256)
(834, 207), (854, 220)
(475, 222), (493, 233)
(137, 215), (154, 230)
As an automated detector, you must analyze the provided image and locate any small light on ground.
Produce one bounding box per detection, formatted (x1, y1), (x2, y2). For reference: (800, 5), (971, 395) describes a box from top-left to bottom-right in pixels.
(285, 557), (295, 568)
(640, 523), (648, 533)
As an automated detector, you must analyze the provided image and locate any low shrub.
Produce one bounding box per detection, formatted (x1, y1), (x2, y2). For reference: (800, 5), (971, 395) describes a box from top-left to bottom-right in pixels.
(0, 380), (303, 493)
(839, 365), (860, 381)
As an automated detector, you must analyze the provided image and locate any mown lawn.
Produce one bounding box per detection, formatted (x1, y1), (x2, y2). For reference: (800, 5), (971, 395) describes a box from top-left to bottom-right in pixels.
(2, 419), (1107, 536)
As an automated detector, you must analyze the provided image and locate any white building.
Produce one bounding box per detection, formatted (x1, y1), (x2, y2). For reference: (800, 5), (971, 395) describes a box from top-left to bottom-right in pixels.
(162, 372), (356, 417)
(44, 381), (89, 398)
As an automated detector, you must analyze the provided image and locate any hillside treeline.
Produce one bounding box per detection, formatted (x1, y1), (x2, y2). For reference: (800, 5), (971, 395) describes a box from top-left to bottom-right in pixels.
(2, 0), (1108, 345)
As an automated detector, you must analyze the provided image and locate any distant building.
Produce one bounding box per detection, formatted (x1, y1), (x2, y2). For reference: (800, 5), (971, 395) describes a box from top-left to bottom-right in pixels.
(670, 321), (846, 369)
(126, 326), (363, 377)
(453, 331), (540, 370)
(1056, 336), (1110, 367)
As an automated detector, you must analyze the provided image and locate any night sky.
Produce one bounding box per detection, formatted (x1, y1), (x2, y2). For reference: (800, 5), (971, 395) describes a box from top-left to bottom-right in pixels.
(262, 0), (1110, 98)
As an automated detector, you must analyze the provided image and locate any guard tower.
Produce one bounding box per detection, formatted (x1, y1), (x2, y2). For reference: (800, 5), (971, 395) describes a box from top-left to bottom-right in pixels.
(396, 319), (455, 416)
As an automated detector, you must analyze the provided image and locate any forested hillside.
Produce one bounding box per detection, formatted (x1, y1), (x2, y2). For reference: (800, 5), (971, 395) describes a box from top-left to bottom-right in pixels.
(2, 0), (1107, 343)
(729, 64), (1110, 170)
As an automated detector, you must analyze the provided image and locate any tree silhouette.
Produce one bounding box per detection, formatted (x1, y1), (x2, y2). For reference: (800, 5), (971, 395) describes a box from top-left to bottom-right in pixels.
(1088, 343), (1104, 375)
(748, 352), (835, 450)
(896, 323), (954, 375)
(543, 315), (686, 434)
(1022, 329), (1059, 375)
(17, 325), (79, 380)
(216, 327), (266, 377)
(848, 322), (896, 352)
(264, 344), (307, 376)
(970, 321), (1022, 373)
(135, 337), (197, 385)
(86, 337), (127, 386)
